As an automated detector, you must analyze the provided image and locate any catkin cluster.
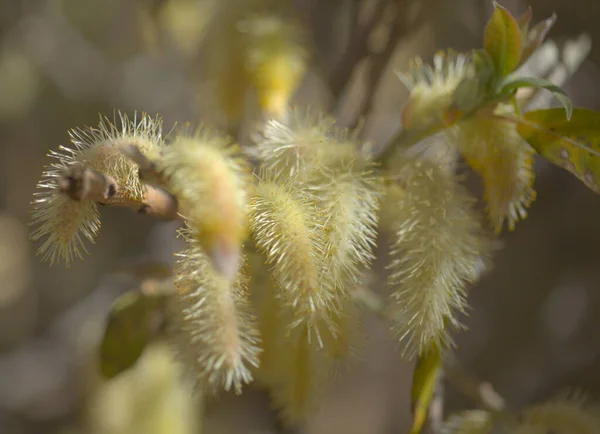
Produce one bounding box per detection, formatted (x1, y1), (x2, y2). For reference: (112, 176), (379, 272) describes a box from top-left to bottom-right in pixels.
(30, 48), (556, 427)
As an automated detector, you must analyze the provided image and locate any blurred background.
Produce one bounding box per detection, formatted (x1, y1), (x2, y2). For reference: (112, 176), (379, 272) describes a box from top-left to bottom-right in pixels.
(0, 0), (599, 433)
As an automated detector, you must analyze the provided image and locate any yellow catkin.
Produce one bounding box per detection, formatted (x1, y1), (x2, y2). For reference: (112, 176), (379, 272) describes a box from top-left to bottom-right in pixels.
(316, 169), (382, 290)
(453, 110), (536, 232)
(397, 50), (472, 131)
(200, 0), (306, 125)
(30, 112), (163, 266)
(159, 127), (250, 279)
(239, 12), (308, 119)
(386, 149), (493, 358)
(252, 108), (357, 180)
(249, 176), (338, 344)
(255, 285), (332, 427)
(170, 234), (260, 395)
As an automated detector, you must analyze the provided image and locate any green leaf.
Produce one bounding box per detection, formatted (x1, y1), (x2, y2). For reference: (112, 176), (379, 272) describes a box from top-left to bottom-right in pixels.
(410, 343), (442, 434)
(516, 108), (600, 194)
(499, 76), (573, 120)
(99, 291), (167, 379)
(484, 2), (523, 76)
(519, 13), (557, 67)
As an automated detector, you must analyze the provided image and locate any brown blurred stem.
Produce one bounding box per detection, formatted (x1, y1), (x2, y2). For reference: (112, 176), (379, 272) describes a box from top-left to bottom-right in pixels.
(327, 0), (389, 100)
(58, 162), (179, 221)
(353, 0), (432, 133)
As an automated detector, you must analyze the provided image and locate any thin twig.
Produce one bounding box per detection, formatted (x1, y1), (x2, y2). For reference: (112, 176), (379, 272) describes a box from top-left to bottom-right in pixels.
(353, 0), (432, 134)
(58, 163), (180, 221)
(119, 142), (165, 185)
(327, 0), (390, 100)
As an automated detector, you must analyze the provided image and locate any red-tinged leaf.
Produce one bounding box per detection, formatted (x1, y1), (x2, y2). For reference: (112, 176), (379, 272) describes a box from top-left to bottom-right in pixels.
(517, 6), (533, 36)
(516, 108), (600, 194)
(519, 14), (557, 67)
(484, 2), (523, 76)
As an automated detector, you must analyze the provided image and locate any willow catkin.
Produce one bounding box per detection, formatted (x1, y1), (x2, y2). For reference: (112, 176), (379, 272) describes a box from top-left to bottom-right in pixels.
(159, 127), (250, 279)
(386, 147), (493, 358)
(453, 107), (536, 232)
(397, 50), (472, 131)
(252, 108), (357, 180)
(170, 233), (260, 395)
(249, 175), (338, 344)
(239, 11), (308, 119)
(30, 112), (163, 266)
(315, 168), (382, 290)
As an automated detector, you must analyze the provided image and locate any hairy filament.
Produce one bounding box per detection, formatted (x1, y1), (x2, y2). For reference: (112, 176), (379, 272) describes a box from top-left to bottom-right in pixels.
(386, 150), (493, 358)
(397, 50), (472, 130)
(30, 112), (163, 266)
(249, 176), (337, 344)
(159, 127), (250, 278)
(453, 112), (536, 232)
(71, 112), (164, 202)
(252, 108), (357, 180)
(315, 169), (382, 291)
(170, 235), (260, 395)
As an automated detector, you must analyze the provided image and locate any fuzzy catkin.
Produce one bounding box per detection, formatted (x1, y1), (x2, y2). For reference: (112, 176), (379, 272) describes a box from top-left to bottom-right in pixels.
(315, 169), (381, 290)
(453, 108), (536, 232)
(386, 150), (492, 358)
(30, 112), (163, 266)
(159, 127), (250, 278)
(254, 281), (333, 427)
(170, 237), (260, 395)
(252, 108), (357, 180)
(249, 176), (338, 343)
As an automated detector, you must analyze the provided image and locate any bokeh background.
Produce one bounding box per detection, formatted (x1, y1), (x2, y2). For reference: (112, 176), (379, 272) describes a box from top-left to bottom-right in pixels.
(0, 0), (599, 433)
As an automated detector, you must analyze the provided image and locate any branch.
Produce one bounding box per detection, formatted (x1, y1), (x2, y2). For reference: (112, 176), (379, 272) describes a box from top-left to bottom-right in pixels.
(57, 162), (179, 221)
(327, 0), (390, 100)
(352, 0), (432, 133)
(119, 142), (164, 185)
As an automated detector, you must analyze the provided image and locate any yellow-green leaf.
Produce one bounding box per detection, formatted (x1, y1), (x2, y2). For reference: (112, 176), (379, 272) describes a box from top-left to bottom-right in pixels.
(519, 13), (557, 67)
(99, 291), (166, 379)
(516, 108), (600, 193)
(484, 2), (523, 76)
(499, 76), (572, 120)
(410, 343), (442, 434)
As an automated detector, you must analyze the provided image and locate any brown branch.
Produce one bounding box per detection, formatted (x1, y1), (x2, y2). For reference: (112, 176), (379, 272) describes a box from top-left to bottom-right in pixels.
(119, 142), (164, 185)
(352, 0), (432, 134)
(57, 163), (179, 221)
(327, 0), (390, 100)
(58, 161), (117, 202)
